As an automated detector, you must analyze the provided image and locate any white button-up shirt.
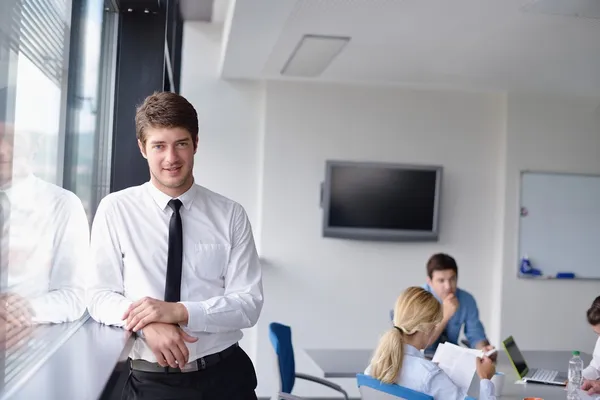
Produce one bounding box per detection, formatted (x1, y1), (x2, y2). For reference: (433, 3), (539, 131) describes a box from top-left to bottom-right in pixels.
(87, 182), (263, 362)
(1, 174), (88, 323)
(584, 336), (600, 381)
(365, 344), (496, 400)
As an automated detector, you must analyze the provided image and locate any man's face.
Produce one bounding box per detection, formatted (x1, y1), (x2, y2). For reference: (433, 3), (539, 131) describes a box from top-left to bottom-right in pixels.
(0, 123), (38, 186)
(427, 269), (458, 300)
(592, 324), (600, 336)
(138, 126), (197, 195)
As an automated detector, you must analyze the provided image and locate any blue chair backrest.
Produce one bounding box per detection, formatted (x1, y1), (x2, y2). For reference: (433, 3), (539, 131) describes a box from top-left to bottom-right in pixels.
(356, 374), (434, 400)
(269, 322), (296, 394)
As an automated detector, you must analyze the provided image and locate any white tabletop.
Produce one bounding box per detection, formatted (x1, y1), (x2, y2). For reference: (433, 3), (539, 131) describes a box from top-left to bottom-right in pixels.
(305, 348), (593, 400)
(487, 349), (592, 400)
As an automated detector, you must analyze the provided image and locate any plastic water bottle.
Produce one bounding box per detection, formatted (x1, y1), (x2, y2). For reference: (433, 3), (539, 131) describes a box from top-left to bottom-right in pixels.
(567, 350), (584, 399)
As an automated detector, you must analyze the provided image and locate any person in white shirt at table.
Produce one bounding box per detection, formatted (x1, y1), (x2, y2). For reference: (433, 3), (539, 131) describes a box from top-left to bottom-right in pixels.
(365, 286), (497, 400)
(87, 92), (263, 400)
(581, 296), (600, 394)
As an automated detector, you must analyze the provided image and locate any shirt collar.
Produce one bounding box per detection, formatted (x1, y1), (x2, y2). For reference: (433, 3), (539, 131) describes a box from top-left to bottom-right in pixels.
(145, 181), (197, 212)
(404, 344), (424, 358)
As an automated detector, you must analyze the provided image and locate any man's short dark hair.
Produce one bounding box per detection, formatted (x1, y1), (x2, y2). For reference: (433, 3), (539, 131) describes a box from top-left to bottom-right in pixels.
(587, 296), (600, 326)
(427, 253), (458, 279)
(135, 91), (199, 147)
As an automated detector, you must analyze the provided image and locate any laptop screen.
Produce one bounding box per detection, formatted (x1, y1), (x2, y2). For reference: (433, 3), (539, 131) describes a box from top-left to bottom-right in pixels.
(503, 336), (529, 377)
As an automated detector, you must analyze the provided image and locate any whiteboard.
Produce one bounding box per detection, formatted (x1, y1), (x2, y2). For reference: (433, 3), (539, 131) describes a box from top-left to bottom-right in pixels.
(519, 171), (600, 279)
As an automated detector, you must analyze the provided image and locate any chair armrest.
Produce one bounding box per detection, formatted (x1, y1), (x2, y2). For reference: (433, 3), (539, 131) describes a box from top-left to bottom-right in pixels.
(295, 372), (349, 399)
(278, 393), (306, 400)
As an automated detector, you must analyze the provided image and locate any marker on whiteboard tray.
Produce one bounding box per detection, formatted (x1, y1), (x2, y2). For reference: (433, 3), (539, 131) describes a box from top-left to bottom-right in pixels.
(556, 272), (575, 279)
(520, 255), (542, 276)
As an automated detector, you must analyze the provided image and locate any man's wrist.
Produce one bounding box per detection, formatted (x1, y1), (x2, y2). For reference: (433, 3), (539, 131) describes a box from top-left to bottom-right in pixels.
(175, 303), (189, 325)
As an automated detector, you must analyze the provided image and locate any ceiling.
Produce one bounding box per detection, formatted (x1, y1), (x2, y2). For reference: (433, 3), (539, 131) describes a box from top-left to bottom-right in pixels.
(179, 0), (230, 22)
(179, 0), (212, 21)
(220, 0), (600, 96)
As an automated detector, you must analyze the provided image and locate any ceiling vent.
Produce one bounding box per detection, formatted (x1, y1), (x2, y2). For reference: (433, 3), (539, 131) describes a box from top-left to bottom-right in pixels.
(281, 34), (350, 77)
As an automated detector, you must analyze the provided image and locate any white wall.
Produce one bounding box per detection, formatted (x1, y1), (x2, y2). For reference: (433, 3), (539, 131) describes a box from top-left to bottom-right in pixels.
(181, 21), (600, 399)
(180, 21), (264, 360)
(499, 94), (600, 351)
(255, 82), (506, 397)
(180, 22), (263, 232)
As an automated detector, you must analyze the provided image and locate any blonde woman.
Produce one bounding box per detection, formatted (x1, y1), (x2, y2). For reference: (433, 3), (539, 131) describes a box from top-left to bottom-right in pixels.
(365, 287), (497, 399)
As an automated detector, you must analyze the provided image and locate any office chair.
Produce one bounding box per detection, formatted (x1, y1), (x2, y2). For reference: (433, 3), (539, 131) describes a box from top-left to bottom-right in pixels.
(268, 322), (349, 400)
(356, 373), (434, 400)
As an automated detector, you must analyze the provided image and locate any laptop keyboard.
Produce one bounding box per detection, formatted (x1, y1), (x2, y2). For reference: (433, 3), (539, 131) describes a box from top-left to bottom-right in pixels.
(531, 369), (558, 382)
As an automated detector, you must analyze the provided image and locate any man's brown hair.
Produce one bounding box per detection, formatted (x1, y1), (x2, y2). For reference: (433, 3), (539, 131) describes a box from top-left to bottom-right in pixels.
(426, 253), (458, 279)
(587, 296), (600, 326)
(135, 91), (199, 147)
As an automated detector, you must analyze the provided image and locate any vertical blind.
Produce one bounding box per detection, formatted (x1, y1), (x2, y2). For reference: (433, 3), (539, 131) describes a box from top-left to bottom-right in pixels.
(8, 0), (69, 86)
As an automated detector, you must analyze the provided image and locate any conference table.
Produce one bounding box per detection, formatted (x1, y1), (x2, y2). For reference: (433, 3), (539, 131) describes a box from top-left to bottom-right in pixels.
(305, 348), (595, 399)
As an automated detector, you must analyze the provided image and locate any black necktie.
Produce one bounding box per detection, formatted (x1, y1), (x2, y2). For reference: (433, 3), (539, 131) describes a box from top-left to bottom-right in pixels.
(164, 199), (183, 302)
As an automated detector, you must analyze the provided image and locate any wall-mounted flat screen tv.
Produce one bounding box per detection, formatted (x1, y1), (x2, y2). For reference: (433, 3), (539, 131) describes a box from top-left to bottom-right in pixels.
(321, 160), (442, 241)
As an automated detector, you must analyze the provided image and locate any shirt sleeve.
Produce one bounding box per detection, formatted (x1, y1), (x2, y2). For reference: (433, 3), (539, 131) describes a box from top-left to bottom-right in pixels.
(583, 337), (600, 381)
(478, 379), (496, 400)
(86, 197), (132, 326)
(463, 292), (488, 347)
(180, 203), (263, 332)
(29, 193), (89, 323)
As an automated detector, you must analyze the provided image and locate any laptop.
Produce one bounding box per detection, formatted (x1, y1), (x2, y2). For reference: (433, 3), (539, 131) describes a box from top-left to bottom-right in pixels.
(502, 336), (568, 386)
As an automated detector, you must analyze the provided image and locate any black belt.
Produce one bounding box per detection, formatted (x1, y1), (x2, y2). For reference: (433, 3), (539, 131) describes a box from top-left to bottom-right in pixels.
(130, 343), (238, 373)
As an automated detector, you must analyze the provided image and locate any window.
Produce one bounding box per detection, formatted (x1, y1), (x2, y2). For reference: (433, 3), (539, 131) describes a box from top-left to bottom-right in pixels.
(0, 0), (112, 395)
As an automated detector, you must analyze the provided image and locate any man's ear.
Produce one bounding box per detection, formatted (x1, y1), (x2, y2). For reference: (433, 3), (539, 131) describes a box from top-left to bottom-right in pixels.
(426, 276), (433, 287)
(138, 139), (147, 159)
(193, 135), (199, 153)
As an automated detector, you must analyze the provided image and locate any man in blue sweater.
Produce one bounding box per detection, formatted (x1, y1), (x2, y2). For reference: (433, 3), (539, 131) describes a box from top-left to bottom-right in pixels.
(422, 253), (496, 360)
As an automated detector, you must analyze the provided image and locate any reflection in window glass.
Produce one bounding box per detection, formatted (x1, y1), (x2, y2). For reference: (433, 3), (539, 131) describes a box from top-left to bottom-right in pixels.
(0, 0), (107, 396)
(14, 53), (62, 184)
(64, 1), (105, 217)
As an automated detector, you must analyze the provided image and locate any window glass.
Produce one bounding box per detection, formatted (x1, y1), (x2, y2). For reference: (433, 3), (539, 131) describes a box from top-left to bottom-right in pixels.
(0, 0), (109, 396)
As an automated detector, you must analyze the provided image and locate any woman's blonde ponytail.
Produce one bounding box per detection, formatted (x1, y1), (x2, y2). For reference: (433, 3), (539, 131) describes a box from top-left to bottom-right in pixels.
(369, 326), (405, 384)
(368, 287), (443, 384)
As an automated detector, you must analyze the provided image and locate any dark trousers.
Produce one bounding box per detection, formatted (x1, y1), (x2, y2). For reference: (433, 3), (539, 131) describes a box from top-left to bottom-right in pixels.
(122, 346), (258, 400)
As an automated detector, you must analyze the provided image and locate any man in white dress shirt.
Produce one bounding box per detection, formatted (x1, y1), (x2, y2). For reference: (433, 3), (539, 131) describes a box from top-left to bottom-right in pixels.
(87, 92), (263, 400)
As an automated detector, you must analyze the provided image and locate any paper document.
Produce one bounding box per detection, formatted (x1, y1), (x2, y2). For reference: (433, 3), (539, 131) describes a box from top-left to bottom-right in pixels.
(432, 342), (481, 391)
(577, 390), (600, 400)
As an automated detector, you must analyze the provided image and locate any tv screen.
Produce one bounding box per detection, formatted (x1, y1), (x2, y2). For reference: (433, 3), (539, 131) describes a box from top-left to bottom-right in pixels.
(321, 161), (442, 241)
